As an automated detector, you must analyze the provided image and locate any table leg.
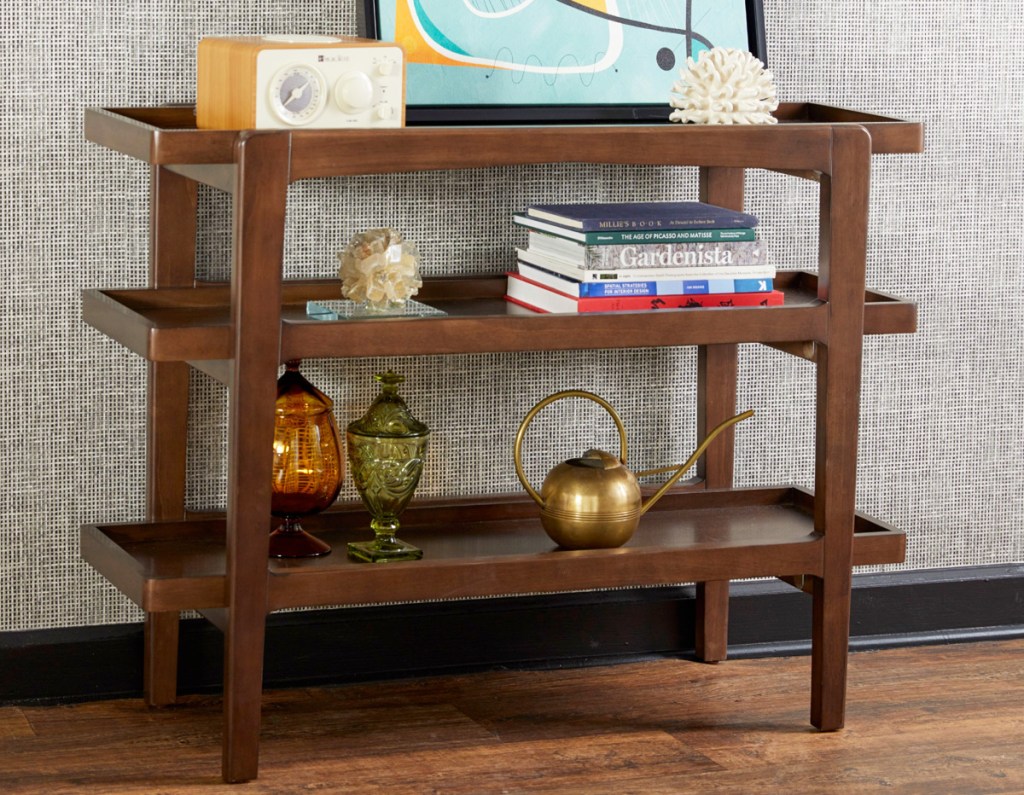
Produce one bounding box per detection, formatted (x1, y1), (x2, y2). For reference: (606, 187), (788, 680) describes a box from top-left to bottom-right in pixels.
(695, 581), (729, 662)
(220, 131), (289, 783)
(143, 611), (180, 707)
(810, 573), (852, 730)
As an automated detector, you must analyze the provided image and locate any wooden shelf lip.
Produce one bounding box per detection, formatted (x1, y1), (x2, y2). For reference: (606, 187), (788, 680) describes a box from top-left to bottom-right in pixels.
(82, 272), (915, 362)
(80, 487), (905, 615)
(772, 102), (923, 154)
(84, 103), (923, 175)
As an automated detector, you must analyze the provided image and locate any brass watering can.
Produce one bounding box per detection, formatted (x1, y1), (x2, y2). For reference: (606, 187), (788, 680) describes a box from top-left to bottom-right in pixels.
(513, 390), (753, 550)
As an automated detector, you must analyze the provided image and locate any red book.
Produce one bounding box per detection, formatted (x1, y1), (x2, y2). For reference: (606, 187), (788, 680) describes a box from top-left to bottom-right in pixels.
(505, 273), (783, 314)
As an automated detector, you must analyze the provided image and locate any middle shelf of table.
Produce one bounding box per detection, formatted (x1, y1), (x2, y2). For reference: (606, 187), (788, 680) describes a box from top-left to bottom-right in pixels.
(83, 271), (916, 367)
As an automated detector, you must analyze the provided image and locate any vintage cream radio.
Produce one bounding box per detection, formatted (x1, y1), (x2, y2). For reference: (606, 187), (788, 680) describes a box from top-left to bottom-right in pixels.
(196, 35), (405, 130)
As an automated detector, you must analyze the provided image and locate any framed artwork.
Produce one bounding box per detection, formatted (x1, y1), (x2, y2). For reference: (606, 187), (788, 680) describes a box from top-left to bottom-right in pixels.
(358, 1), (767, 124)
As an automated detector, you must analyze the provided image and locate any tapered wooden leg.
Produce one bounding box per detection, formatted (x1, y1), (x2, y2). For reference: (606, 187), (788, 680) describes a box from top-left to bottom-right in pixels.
(222, 613), (267, 783)
(810, 573), (852, 730)
(809, 337), (858, 731)
(695, 581), (729, 662)
(143, 611), (180, 707)
(221, 131), (290, 783)
(808, 127), (871, 731)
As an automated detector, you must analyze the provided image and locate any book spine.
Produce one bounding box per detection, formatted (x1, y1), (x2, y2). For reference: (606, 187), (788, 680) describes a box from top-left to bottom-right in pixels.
(578, 241), (767, 270)
(586, 228), (756, 244)
(517, 249), (775, 283)
(575, 290), (784, 311)
(525, 235), (768, 269)
(527, 204), (759, 231)
(578, 278), (773, 297)
(514, 215), (756, 243)
(506, 274), (784, 313)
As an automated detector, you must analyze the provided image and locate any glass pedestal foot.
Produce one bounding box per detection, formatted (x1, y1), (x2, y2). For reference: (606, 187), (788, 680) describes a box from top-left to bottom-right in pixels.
(269, 519), (331, 558)
(347, 536), (422, 563)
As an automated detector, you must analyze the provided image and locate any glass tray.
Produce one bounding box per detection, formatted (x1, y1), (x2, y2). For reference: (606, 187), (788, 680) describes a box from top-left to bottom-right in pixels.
(305, 299), (447, 320)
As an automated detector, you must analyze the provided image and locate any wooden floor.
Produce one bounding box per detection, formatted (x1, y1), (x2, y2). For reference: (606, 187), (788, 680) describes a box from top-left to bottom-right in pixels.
(2, 639), (1022, 794)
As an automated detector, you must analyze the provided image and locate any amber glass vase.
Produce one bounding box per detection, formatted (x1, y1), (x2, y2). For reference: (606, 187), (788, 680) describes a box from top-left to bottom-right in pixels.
(269, 361), (343, 558)
(346, 371), (429, 563)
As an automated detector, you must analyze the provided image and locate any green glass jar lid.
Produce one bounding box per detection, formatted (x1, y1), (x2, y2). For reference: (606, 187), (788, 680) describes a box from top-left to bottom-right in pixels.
(347, 371), (429, 438)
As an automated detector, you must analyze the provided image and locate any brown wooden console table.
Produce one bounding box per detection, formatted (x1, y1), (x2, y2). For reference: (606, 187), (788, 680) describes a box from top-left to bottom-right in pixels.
(81, 103), (923, 782)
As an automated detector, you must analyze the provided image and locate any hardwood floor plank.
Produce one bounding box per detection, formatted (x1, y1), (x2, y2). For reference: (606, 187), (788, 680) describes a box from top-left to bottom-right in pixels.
(267, 732), (722, 794)
(0, 708), (34, 740)
(0, 640), (1021, 793)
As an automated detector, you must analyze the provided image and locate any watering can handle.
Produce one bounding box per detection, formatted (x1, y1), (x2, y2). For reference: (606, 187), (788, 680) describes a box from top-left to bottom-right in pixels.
(513, 390), (629, 507)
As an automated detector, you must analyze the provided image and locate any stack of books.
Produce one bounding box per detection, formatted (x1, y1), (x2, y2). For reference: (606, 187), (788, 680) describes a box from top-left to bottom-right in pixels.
(505, 201), (783, 314)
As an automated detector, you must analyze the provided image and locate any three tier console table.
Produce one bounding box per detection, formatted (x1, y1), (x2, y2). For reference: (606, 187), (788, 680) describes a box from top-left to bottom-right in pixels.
(81, 103), (923, 783)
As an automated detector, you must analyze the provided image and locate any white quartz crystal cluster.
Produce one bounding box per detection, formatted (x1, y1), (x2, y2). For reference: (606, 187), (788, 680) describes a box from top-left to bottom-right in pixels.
(669, 48), (778, 125)
(338, 228), (422, 308)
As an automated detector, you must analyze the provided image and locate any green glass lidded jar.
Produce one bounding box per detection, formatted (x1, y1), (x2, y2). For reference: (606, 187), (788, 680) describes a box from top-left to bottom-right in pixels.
(346, 371), (429, 563)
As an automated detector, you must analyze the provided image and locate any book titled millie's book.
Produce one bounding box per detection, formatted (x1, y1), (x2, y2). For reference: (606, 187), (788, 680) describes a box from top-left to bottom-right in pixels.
(526, 231), (768, 270)
(513, 213), (757, 244)
(525, 201), (759, 231)
(516, 261), (773, 298)
(506, 274), (784, 314)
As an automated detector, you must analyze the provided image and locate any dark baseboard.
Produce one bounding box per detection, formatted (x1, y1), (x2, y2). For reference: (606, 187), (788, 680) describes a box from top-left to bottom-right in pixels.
(2, 564), (1022, 705)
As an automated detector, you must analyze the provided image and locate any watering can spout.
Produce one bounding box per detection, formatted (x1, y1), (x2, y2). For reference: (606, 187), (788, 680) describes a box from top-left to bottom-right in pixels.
(636, 409), (754, 516)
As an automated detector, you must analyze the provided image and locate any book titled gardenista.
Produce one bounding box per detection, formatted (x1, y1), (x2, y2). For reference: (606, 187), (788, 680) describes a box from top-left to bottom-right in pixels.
(526, 231), (768, 270)
(525, 201), (758, 231)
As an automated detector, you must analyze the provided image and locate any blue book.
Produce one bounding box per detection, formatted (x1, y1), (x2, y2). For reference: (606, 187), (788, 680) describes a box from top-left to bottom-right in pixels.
(580, 278), (773, 297)
(526, 201), (758, 232)
(516, 261), (773, 298)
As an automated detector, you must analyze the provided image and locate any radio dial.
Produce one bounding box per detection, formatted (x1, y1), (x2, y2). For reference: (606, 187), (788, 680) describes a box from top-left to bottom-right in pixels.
(334, 71), (375, 113)
(268, 64), (328, 126)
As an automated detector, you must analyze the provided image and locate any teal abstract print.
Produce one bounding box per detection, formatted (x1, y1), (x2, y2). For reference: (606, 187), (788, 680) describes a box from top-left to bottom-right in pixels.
(377, 0), (753, 107)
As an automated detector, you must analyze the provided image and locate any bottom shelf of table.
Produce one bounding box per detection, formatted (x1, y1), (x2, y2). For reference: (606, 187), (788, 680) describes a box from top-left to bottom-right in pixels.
(82, 486), (905, 617)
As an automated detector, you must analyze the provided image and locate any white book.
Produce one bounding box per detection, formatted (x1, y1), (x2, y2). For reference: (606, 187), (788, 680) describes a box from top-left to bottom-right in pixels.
(527, 230), (768, 270)
(517, 248), (775, 284)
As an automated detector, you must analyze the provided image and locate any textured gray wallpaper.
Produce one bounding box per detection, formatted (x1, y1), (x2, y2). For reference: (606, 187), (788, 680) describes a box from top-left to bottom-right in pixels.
(1, 1), (1021, 631)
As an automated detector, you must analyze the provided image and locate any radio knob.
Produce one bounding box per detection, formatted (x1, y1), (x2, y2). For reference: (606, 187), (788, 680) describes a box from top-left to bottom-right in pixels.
(377, 104), (395, 121)
(333, 72), (374, 113)
(377, 61), (395, 77)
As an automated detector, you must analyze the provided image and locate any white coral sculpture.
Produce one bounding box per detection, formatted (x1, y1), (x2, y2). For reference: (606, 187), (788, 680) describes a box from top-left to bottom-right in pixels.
(669, 47), (778, 125)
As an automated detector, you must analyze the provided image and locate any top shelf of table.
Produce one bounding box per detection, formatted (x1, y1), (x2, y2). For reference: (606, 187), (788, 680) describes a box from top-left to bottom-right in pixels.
(84, 103), (923, 179)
